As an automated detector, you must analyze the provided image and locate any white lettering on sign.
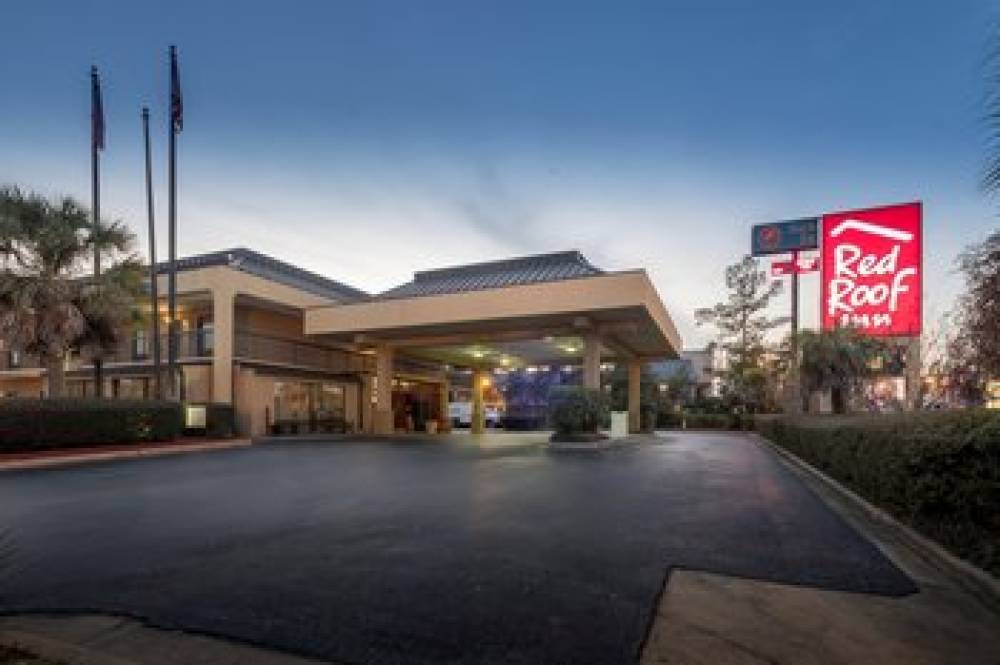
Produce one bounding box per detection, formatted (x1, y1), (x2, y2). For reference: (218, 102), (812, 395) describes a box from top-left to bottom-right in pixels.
(825, 223), (916, 328)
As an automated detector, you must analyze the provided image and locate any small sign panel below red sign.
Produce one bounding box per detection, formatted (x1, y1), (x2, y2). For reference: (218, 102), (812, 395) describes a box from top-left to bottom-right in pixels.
(771, 255), (818, 277)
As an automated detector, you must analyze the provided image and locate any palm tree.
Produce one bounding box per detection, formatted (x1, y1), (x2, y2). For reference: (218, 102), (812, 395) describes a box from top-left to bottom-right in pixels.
(797, 328), (889, 413)
(0, 186), (143, 397)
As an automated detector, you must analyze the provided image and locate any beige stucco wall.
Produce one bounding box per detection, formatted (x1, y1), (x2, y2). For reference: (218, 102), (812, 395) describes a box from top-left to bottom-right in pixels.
(183, 365), (212, 403)
(237, 306), (304, 340)
(235, 366), (273, 436)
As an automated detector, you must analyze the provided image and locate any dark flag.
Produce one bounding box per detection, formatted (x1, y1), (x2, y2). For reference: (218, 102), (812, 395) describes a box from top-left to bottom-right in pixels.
(170, 46), (183, 132)
(91, 66), (105, 151)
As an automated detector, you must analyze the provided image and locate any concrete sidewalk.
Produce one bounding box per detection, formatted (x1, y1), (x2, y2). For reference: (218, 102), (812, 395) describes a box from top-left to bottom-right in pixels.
(640, 435), (1000, 665)
(0, 438), (251, 472)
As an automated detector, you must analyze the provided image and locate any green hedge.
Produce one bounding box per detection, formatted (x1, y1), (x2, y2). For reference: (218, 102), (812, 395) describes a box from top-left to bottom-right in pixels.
(657, 411), (756, 430)
(0, 399), (182, 452)
(548, 386), (607, 439)
(755, 410), (1000, 576)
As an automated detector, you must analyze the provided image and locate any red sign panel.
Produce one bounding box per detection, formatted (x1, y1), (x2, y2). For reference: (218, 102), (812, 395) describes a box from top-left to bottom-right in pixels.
(821, 202), (921, 336)
(771, 255), (819, 277)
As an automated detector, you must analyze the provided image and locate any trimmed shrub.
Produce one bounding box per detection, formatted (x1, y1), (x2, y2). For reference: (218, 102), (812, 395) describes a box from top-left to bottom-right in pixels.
(0, 399), (182, 452)
(548, 386), (608, 440)
(755, 410), (1000, 576)
(206, 403), (235, 438)
(660, 411), (755, 430)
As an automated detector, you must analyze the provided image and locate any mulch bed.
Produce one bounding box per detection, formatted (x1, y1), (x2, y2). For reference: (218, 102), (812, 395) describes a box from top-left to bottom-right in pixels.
(0, 437), (236, 465)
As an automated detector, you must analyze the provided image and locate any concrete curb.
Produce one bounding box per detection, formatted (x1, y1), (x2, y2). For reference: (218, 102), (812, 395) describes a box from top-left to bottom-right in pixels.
(750, 432), (1000, 610)
(0, 439), (252, 472)
(0, 614), (327, 665)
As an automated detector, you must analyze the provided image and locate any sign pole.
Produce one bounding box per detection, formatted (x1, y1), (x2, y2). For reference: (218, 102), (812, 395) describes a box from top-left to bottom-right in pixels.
(789, 250), (801, 414)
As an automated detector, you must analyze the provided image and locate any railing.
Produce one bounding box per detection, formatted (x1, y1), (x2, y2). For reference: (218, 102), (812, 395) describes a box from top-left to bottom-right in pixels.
(107, 330), (212, 364)
(235, 331), (372, 374)
(0, 330), (212, 372)
(0, 330), (372, 375)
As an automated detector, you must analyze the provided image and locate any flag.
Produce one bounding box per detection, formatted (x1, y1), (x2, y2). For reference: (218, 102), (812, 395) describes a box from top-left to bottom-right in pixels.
(91, 66), (104, 151)
(170, 45), (183, 132)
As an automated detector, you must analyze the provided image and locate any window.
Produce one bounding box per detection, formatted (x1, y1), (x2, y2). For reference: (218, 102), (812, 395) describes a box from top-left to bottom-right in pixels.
(133, 329), (148, 360)
(8, 349), (21, 368)
(197, 317), (214, 355)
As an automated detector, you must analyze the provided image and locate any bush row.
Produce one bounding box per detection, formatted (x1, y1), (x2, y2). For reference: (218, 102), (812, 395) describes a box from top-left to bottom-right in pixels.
(754, 410), (1000, 576)
(658, 411), (757, 430)
(0, 399), (183, 452)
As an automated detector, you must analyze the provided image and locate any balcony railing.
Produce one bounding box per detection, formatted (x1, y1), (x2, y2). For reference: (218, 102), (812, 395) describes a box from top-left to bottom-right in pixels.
(0, 330), (211, 372)
(109, 330), (213, 364)
(1, 330), (372, 375)
(235, 331), (371, 374)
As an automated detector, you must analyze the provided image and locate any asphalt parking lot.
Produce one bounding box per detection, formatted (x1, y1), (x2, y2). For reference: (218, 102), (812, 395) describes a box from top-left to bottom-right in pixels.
(0, 433), (915, 664)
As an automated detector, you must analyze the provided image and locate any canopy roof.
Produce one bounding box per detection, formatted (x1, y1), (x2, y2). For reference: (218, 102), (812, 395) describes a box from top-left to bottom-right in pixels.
(305, 252), (682, 364)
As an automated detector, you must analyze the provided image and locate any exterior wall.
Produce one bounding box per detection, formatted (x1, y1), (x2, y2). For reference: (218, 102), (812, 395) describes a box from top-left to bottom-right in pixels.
(184, 365), (212, 403)
(0, 375), (44, 398)
(236, 306), (304, 340)
(235, 366), (273, 437)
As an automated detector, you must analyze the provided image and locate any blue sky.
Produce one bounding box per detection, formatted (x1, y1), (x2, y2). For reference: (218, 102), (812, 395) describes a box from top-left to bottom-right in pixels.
(1, 1), (998, 347)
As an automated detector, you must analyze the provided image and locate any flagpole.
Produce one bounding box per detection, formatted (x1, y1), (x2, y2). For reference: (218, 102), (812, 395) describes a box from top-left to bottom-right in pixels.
(167, 45), (178, 400)
(90, 65), (104, 398)
(143, 106), (162, 399)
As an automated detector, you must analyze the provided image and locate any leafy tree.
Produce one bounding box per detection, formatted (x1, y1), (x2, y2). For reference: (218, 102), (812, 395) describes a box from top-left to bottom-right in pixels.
(797, 328), (889, 413)
(0, 186), (143, 397)
(954, 231), (1000, 379)
(695, 255), (787, 411)
(984, 30), (1000, 194)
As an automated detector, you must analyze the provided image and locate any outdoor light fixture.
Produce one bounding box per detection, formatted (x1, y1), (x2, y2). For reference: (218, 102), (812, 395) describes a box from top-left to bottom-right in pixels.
(184, 404), (206, 430)
(526, 366), (538, 373)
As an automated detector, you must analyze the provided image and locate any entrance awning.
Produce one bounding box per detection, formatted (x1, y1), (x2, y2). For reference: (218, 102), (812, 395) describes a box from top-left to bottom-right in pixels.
(304, 254), (681, 363)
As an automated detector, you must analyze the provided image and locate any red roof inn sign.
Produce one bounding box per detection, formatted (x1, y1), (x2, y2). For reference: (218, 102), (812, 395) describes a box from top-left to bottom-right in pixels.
(753, 202), (922, 338)
(821, 202), (921, 336)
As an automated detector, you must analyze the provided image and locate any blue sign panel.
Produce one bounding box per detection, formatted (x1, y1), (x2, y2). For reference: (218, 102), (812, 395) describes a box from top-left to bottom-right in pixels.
(751, 217), (819, 256)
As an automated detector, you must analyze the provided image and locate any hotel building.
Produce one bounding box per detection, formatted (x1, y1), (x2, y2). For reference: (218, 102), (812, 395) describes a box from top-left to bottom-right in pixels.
(0, 248), (681, 437)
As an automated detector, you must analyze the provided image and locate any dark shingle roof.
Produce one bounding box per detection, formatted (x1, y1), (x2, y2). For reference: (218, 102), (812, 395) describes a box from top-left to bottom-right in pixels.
(376, 250), (603, 300)
(154, 248), (368, 303)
